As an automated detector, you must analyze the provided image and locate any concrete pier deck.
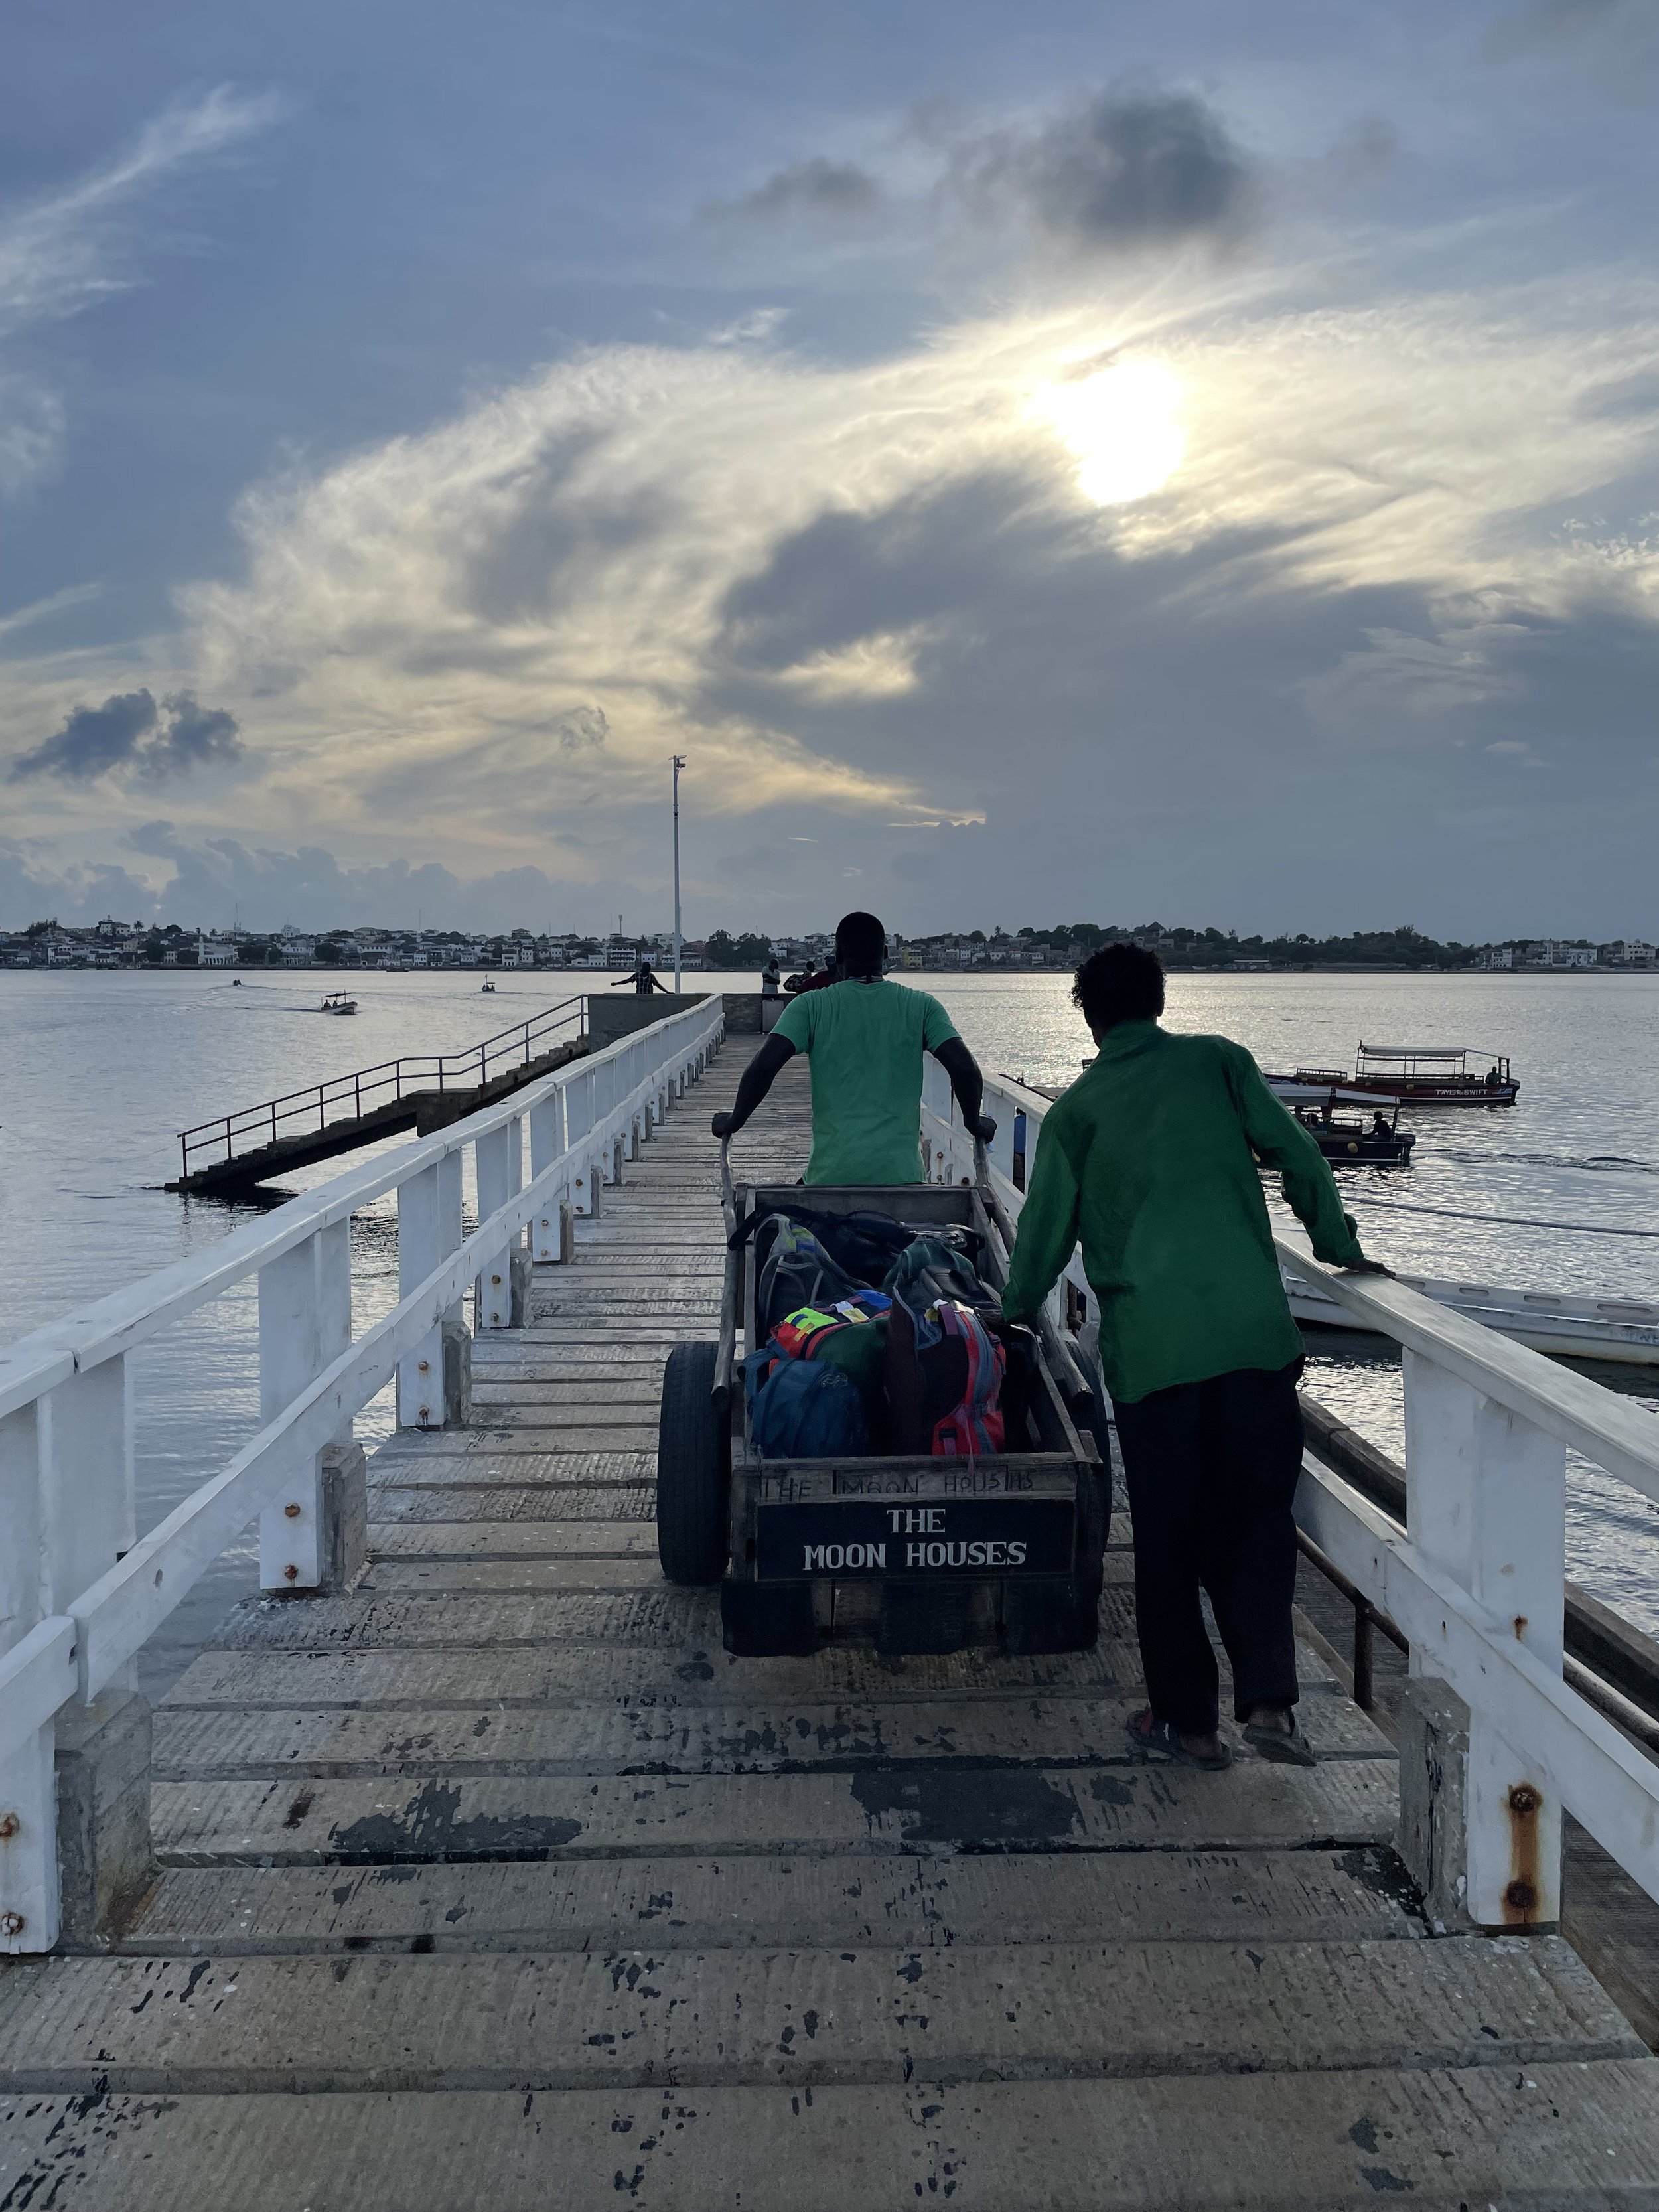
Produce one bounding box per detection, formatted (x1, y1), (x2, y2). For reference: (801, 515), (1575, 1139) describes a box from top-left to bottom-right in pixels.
(7, 1045), (1659, 2207)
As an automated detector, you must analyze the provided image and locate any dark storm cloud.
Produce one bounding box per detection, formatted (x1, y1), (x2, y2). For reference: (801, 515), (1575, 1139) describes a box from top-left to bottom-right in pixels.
(9, 687), (243, 781)
(703, 157), (882, 224)
(141, 694), (242, 776)
(9, 688), (159, 779)
(947, 88), (1256, 255)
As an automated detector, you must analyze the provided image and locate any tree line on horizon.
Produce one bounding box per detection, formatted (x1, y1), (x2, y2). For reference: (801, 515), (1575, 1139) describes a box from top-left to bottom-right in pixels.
(699, 922), (1536, 970)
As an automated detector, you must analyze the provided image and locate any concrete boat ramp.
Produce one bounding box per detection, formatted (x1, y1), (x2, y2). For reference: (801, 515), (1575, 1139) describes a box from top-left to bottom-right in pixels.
(7, 1055), (1659, 2208)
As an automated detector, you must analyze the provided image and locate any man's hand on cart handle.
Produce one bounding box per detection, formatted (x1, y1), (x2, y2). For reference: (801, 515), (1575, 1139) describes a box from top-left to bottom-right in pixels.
(968, 1114), (997, 1143)
(711, 1110), (737, 1140)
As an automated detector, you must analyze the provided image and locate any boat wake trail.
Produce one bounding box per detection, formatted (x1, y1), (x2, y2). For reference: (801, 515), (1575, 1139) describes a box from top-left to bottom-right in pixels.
(1440, 1149), (1658, 1176)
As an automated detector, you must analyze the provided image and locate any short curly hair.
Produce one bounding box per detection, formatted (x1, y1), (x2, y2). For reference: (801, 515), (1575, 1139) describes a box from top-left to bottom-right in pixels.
(1073, 942), (1165, 1033)
(834, 911), (887, 975)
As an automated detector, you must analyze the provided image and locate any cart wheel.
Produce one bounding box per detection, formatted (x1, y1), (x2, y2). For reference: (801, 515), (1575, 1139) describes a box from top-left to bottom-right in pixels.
(656, 1340), (730, 1585)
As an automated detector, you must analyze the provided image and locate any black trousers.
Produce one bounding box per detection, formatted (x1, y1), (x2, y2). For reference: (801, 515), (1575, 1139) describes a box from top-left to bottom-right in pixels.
(1111, 1360), (1304, 1736)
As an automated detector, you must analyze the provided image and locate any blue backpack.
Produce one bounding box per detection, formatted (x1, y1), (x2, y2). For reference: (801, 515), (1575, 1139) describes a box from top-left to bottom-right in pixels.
(748, 1357), (869, 1459)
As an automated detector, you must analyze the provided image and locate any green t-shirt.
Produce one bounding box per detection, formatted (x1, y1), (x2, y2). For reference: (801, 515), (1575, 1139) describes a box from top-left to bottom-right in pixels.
(772, 978), (959, 1185)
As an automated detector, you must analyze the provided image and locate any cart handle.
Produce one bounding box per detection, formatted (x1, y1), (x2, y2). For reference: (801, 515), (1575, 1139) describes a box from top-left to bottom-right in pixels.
(719, 1133), (737, 1236)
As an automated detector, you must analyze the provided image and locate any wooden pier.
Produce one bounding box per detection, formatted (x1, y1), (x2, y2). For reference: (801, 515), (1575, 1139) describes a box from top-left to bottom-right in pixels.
(7, 1042), (1659, 2205)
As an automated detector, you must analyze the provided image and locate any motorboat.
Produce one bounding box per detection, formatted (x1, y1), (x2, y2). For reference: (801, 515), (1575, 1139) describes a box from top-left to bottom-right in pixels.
(480, 980), (497, 993)
(1266, 1045), (1516, 1105)
(320, 992), (358, 1015)
(1292, 1100), (1414, 1166)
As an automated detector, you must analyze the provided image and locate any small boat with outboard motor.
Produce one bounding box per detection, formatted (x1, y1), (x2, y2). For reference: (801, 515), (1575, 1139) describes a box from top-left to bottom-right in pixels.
(1268, 1080), (1416, 1166)
(1267, 1044), (1517, 1106)
(319, 992), (358, 1016)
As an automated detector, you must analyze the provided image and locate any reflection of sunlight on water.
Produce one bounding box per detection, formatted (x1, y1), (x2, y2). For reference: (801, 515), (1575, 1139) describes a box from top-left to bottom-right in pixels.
(4, 966), (1658, 1677)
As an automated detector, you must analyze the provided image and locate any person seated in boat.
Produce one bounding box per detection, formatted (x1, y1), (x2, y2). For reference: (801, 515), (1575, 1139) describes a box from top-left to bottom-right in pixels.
(1000, 943), (1388, 1775)
(710, 909), (994, 1183)
(1371, 1111), (1392, 1140)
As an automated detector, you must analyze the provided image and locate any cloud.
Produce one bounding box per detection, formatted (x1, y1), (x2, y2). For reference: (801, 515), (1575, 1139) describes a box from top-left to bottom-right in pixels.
(0, 86), (281, 490)
(10, 688), (243, 781)
(11, 258), (1659, 936)
(1484, 0), (1647, 60)
(704, 157), (882, 224)
(99, 822), (587, 934)
(0, 838), (160, 927)
(143, 693), (244, 776)
(946, 88), (1256, 257)
(555, 704), (608, 751)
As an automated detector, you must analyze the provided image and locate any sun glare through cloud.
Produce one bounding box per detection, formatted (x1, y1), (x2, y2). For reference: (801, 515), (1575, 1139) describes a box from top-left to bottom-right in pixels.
(1032, 358), (1186, 506)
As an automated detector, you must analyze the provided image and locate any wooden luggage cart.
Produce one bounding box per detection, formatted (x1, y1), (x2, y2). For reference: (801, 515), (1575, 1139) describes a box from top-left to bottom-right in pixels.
(654, 1140), (1107, 1658)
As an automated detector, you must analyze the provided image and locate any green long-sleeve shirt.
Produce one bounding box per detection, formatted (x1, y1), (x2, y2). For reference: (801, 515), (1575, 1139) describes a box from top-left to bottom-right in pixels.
(1001, 1021), (1366, 1404)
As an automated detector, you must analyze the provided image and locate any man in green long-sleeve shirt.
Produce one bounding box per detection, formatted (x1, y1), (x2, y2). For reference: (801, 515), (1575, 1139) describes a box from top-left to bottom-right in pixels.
(1002, 944), (1386, 1772)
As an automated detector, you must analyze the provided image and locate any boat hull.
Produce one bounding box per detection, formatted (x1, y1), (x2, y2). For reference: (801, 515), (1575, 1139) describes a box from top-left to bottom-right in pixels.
(1347, 1076), (1517, 1106)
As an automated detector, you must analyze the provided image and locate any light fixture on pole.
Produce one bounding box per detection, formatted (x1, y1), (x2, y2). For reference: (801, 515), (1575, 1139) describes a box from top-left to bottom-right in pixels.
(671, 755), (687, 992)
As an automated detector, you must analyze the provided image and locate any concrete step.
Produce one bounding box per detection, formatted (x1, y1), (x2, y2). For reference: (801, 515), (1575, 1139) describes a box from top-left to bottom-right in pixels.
(371, 1441), (657, 1475)
(115, 1847), (1427, 1956)
(150, 1757), (1398, 1864)
(9, 2059), (1659, 2210)
(370, 1484), (656, 1522)
(159, 1637), (1156, 1712)
(0, 1937), (1630, 2097)
(469, 1379), (673, 1406)
(368, 1520), (658, 1558)
(204, 1584), (1142, 1656)
(151, 1685), (1393, 1781)
(361, 1556), (668, 1595)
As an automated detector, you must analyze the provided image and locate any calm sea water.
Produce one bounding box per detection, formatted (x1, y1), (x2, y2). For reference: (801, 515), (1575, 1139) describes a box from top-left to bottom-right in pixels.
(1, 966), (1655, 1685)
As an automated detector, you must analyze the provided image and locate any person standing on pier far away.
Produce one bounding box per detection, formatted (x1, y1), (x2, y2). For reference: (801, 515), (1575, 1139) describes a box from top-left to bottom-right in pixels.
(1001, 944), (1388, 1771)
(711, 911), (995, 1182)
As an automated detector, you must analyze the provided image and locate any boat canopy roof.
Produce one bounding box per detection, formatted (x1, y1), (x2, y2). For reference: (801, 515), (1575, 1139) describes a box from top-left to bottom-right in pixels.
(1275, 1082), (1397, 1107)
(1357, 1043), (1470, 1061)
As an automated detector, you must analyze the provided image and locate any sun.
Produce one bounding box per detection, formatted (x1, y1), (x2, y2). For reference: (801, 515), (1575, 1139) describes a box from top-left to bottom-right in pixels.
(1032, 359), (1186, 506)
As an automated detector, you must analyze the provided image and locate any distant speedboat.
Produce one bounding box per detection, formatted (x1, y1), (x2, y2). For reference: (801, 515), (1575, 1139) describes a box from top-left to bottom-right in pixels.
(480, 980), (496, 993)
(232, 979), (243, 987)
(320, 992), (358, 1015)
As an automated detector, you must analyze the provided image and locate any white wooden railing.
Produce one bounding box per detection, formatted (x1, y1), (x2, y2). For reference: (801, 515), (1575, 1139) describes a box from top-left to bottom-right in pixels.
(923, 1062), (1659, 1931)
(0, 996), (724, 1953)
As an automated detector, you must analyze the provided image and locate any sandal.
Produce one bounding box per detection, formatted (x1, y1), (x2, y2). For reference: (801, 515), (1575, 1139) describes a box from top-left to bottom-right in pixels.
(1242, 1711), (1317, 1767)
(1125, 1706), (1232, 1772)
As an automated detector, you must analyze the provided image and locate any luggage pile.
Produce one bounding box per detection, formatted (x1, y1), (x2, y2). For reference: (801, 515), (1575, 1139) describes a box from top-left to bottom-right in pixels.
(739, 1206), (1037, 1462)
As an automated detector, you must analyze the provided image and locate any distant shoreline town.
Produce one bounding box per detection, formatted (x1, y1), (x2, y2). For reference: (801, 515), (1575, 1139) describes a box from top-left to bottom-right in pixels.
(2, 917), (1655, 976)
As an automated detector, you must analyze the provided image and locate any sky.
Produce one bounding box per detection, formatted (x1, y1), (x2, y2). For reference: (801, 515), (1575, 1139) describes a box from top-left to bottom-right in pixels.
(3, 1), (1658, 940)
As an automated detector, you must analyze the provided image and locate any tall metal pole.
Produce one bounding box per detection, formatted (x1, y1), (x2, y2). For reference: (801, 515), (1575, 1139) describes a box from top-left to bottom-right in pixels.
(672, 755), (686, 993)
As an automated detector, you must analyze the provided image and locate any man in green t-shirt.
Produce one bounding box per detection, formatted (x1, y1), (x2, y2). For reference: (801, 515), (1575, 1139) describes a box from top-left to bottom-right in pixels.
(1001, 943), (1388, 1775)
(711, 911), (995, 1183)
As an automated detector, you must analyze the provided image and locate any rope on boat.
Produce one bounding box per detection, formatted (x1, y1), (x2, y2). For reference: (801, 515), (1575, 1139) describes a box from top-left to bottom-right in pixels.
(1339, 1195), (1659, 1241)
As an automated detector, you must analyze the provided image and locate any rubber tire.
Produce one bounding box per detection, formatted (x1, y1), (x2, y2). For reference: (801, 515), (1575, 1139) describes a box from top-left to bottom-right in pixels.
(656, 1340), (730, 1585)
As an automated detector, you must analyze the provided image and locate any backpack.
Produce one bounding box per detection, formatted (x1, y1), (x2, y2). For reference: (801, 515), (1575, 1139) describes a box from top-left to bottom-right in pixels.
(883, 1237), (1006, 1458)
(772, 1290), (890, 1361)
(753, 1215), (861, 1340)
(749, 1358), (870, 1459)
